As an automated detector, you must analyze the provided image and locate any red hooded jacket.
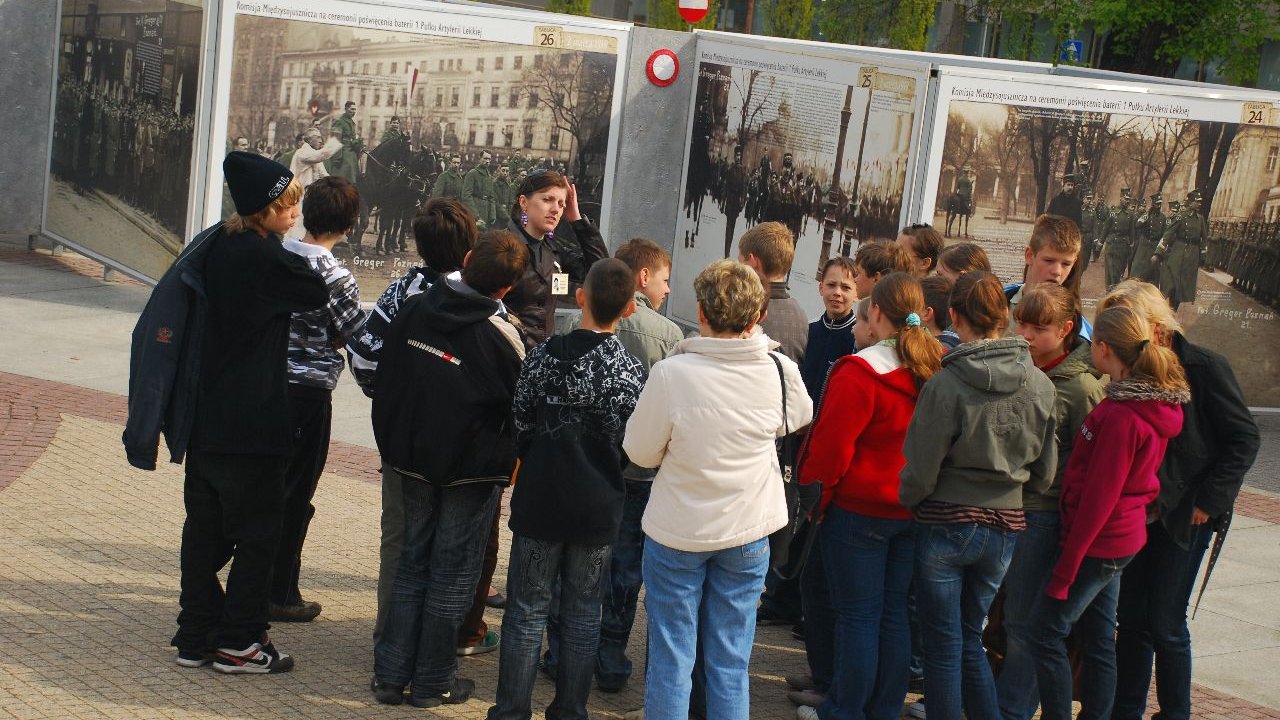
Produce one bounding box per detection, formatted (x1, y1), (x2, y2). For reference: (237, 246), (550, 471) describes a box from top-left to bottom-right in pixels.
(798, 344), (920, 519)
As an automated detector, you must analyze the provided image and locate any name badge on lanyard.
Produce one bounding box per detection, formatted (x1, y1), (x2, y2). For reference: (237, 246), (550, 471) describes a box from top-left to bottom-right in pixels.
(551, 260), (569, 296)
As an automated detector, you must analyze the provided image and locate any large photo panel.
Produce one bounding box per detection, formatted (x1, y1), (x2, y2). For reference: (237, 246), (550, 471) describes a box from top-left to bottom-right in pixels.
(208, 0), (629, 293)
(923, 69), (1280, 406)
(45, 0), (205, 281)
(669, 37), (929, 326)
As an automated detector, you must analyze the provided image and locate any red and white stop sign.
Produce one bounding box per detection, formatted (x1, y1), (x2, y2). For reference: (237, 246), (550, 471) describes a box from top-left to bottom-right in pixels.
(678, 0), (709, 24)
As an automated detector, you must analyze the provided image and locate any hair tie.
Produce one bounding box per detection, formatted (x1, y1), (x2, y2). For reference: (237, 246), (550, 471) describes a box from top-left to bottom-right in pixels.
(1138, 338), (1150, 352)
(905, 312), (921, 328)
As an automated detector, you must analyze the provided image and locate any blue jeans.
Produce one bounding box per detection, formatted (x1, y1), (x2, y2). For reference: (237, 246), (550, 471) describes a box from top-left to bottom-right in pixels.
(801, 520), (836, 694)
(996, 510), (1061, 720)
(544, 479), (651, 687)
(819, 508), (915, 720)
(487, 535), (608, 720)
(643, 536), (769, 720)
(914, 522), (1018, 720)
(1113, 521), (1212, 720)
(374, 479), (498, 698)
(1032, 554), (1133, 720)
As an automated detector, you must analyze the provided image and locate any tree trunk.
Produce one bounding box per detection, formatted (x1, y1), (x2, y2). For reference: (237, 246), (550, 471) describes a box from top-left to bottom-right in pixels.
(1197, 121), (1238, 215)
(1097, 24), (1180, 78)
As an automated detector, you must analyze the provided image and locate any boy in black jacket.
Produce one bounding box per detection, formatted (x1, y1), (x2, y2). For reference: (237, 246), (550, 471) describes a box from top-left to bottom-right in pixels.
(370, 230), (528, 708)
(487, 259), (647, 720)
(171, 152), (329, 674)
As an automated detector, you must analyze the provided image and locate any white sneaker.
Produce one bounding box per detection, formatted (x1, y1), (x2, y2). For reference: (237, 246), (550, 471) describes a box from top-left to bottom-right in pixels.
(905, 700), (927, 718)
(796, 706), (820, 720)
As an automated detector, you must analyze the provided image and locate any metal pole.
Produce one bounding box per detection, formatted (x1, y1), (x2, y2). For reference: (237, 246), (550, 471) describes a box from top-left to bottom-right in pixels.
(818, 86), (854, 277)
(845, 84), (873, 256)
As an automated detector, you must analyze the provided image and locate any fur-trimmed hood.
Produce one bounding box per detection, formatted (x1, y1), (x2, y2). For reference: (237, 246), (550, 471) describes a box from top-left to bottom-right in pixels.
(1105, 377), (1191, 405)
(1103, 377), (1188, 442)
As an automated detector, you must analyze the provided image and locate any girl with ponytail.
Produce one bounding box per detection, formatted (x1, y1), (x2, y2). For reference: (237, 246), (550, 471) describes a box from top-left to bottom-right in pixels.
(998, 283), (1107, 719)
(796, 272), (941, 720)
(1098, 281), (1258, 720)
(1029, 304), (1189, 720)
(898, 271), (1058, 720)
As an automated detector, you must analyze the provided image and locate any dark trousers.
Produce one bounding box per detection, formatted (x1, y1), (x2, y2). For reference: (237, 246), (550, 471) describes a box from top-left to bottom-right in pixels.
(1113, 521), (1213, 720)
(270, 386), (332, 605)
(801, 523), (836, 694)
(172, 449), (287, 651)
(488, 536), (609, 720)
(459, 497), (502, 646)
(545, 479), (650, 685)
(374, 478), (499, 699)
(1031, 555), (1133, 720)
(760, 528), (807, 623)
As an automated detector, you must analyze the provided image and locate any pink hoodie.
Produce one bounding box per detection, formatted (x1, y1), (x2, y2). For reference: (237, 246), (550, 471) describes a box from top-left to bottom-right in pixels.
(1047, 382), (1185, 600)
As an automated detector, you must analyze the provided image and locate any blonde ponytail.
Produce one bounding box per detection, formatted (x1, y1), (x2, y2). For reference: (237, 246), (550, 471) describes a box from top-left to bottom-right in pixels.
(1094, 305), (1189, 393)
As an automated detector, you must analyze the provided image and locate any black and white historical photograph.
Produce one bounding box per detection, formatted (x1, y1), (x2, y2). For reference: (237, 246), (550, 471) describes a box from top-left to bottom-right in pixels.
(669, 40), (926, 325)
(926, 73), (1280, 404)
(45, 0), (204, 281)
(216, 0), (625, 292)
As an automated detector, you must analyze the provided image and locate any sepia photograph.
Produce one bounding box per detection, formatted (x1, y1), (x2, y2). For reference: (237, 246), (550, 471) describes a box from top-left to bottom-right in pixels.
(669, 39), (928, 326)
(211, 0), (627, 293)
(44, 0), (204, 281)
(924, 72), (1280, 404)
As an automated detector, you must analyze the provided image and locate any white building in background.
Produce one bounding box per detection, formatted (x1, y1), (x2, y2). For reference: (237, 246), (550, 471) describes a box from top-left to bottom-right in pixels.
(1211, 125), (1280, 222)
(274, 36), (576, 160)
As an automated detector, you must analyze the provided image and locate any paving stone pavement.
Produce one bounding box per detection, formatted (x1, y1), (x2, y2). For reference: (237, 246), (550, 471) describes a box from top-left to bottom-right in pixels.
(2, 244), (1280, 719)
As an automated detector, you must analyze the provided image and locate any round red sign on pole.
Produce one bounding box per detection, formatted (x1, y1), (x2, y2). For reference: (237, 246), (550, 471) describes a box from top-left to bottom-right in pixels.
(646, 49), (680, 87)
(677, 0), (709, 24)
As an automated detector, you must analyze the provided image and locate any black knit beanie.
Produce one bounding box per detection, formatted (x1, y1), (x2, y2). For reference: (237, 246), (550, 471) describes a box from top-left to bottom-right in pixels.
(224, 151), (294, 216)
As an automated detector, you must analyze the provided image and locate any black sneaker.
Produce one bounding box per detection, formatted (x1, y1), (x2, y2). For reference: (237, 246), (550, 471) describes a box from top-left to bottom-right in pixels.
(370, 677), (405, 706)
(409, 677), (475, 708)
(212, 638), (294, 674)
(270, 600), (322, 623)
(176, 649), (212, 668)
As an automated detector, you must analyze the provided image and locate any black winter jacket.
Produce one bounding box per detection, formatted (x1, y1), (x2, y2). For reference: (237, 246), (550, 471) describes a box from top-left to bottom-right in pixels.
(509, 330), (646, 545)
(123, 222), (222, 470)
(372, 278), (525, 486)
(1158, 333), (1260, 548)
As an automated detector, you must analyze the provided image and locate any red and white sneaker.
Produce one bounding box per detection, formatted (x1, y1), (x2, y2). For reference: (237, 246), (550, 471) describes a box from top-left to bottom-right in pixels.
(212, 638), (294, 674)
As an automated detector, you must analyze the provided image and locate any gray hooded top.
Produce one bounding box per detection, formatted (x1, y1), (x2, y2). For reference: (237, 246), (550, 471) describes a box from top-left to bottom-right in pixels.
(899, 336), (1058, 511)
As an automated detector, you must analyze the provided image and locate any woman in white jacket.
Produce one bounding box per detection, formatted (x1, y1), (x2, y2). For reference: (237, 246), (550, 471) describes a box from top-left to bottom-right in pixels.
(624, 259), (813, 720)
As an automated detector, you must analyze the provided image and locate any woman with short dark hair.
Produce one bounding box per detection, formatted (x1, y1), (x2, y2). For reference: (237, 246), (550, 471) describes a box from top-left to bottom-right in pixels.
(502, 171), (607, 347)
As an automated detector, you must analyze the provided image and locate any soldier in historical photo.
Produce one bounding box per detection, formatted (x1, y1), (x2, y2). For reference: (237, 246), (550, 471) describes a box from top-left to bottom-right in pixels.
(1046, 172), (1083, 228)
(720, 144), (749, 257)
(1131, 192), (1167, 283)
(328, 101), (364, 184)
(1158, 189), (1209, 308)
(1104, 195), (1138, 290)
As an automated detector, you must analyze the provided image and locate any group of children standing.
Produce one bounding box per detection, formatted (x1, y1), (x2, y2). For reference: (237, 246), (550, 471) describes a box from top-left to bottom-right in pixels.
(129, 150), (1259, 720)
(776, 216), (1257, 720)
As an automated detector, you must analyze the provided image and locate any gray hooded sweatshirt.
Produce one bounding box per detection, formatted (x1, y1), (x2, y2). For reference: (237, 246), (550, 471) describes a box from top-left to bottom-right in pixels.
(900, 336), (1058, 511)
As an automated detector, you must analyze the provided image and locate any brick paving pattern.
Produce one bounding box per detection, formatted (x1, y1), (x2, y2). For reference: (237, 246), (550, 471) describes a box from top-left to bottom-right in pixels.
(1, 370), (1277, 718)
